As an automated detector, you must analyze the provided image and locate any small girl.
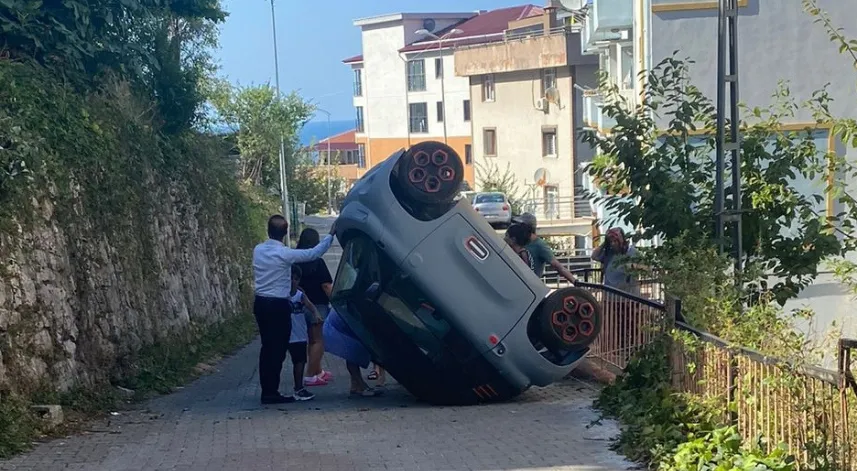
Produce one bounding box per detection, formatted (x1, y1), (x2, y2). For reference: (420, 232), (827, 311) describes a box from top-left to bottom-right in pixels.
(289, 265), (324, 401)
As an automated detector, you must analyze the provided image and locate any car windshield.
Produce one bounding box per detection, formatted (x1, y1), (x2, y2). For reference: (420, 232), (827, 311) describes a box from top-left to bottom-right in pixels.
(475, 194), (505, 204)
(331, 235), (463, 364)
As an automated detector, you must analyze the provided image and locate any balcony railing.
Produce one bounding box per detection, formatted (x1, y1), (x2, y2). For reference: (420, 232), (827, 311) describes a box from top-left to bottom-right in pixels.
(581, 88), (636, 133)
(516, 196), (595, 224)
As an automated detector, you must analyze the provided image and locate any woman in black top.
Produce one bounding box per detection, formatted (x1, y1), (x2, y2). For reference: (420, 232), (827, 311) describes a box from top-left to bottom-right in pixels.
(297, 228), (335, 386)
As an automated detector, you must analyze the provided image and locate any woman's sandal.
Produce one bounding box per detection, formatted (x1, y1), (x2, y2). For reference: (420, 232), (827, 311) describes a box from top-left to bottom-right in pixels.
(367, 371), (378, 380)
(349, 387), (384, 398)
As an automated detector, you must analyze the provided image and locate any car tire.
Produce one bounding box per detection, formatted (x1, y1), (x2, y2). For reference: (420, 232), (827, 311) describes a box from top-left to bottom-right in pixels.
(395, 141), (464, 206)
(537, 287), (602, 351)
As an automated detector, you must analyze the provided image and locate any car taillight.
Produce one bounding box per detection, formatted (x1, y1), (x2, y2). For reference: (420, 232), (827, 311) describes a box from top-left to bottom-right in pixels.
(502, 205), (509, 211)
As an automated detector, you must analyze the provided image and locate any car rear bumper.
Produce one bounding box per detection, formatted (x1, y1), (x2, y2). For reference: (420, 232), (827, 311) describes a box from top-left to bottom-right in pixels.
(480, 212), (511, 224)
(482, 310), (589, 391)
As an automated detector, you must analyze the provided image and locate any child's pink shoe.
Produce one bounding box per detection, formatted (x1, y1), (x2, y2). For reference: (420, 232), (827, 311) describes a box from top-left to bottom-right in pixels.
(303, 375), (328, 387)
(320, 370), (334, 381)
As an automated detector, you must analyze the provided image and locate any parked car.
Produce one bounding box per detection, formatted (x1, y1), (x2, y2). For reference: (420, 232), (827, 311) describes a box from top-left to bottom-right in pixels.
(331, 141), (603, 405)
(472, 192), (512, 228)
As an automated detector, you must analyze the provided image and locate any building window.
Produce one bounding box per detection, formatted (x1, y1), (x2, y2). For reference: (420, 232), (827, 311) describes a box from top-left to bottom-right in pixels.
(435, 57), (443, 79)
(541, 68), (557, 96)
(409, 102), (428, 133)
(353, 69), (363, 96)
(407, 59), (426, 92)
(463, 100), (471, 121)
(482, 75), (495, 102)
(436, 101), (444, 122)
(483, 128), (497, 156)
(357, 143), (366, 168)
(356, 106), (364, 133)
(542, 128), (557, 157)
(464, 144), (472, 164)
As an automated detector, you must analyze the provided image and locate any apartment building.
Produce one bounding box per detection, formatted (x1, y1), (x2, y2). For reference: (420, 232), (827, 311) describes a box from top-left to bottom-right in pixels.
(453, 4), (599, 237)
(343, 11), (480, 186)
(578, 0), (857, 340)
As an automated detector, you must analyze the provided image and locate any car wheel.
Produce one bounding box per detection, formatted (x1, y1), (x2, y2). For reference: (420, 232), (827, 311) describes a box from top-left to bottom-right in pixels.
(395, 141), (464, 206)
(537, 287), (602, 351)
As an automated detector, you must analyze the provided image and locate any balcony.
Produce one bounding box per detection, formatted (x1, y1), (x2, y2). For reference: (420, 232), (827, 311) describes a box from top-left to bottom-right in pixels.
(581, 0), (632, 54)
(454, 26), (594, 77)
(511, 196), (596, 236)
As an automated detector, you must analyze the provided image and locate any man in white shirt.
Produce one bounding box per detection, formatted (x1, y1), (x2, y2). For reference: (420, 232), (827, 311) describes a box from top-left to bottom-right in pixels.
(253, 214), (335, 404)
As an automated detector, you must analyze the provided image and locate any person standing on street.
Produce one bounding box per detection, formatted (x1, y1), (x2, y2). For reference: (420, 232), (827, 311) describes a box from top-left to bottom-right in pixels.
(296, 228), (335, 386)
(513, 213), (578, 285)
(252, 215), (335, 405)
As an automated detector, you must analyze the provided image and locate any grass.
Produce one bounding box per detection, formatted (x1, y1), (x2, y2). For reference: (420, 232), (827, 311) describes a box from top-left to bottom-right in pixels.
(0, 311), (258, 459)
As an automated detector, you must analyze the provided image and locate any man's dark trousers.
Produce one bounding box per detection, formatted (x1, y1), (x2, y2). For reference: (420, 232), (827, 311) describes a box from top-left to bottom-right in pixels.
(253, 295), (293, 397)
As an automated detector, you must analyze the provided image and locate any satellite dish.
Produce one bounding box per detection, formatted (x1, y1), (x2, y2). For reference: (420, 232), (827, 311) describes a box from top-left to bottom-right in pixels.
(545, 86), (561, 104)
(534, 168), (551, 186)
(556, 0), (587, 11)
(422, 18), (436, 33)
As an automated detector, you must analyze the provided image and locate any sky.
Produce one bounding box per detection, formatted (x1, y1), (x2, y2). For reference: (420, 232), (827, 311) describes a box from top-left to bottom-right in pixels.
(216, 0), (531, 123)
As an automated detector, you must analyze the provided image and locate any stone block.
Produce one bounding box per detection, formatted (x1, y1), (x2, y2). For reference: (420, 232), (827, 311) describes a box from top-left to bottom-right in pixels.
(30, 404), (64, 429)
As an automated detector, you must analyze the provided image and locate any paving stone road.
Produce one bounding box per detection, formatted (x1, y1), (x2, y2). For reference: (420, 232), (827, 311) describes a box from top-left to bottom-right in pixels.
(0, 216), (634, 471)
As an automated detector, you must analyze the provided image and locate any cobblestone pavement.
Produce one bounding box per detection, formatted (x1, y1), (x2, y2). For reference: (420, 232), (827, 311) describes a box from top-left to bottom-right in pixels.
(0, 340), (632, 471)
(2, 216), (633, 470)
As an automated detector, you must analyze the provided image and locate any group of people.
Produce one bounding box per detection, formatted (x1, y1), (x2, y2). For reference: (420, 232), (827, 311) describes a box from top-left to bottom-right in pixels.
(252, 211), (637, 405)
(505, 213), (638, 291)
(251, 215), (381, 405)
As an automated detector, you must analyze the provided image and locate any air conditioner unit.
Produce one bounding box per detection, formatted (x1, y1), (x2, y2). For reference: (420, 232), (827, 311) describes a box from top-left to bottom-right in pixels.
(536, 98), (548, 111)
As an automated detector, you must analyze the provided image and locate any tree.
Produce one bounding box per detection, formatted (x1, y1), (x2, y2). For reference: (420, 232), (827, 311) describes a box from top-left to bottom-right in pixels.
(582, 54), (841, 303)
(0, 0), (227, 134)
(209, 81), (314, 189)
(287, 149), (345, 215)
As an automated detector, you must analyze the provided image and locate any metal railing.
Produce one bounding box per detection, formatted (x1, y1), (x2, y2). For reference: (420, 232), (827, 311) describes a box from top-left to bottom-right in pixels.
(517, 197), (593, 223)
(503, 25), (573, 42)
(577, 273), (857, 469)
(670, 324), (856, 469)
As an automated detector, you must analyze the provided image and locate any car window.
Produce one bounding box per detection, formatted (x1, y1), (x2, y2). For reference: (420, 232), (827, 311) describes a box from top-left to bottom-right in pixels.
(331, 234), (456, 364)
(474, 193), (505, 204)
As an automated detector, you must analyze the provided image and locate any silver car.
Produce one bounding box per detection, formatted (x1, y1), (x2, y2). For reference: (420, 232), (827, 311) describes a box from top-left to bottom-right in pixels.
(472, 192), (512, 228)
(331, 141), (603, 405)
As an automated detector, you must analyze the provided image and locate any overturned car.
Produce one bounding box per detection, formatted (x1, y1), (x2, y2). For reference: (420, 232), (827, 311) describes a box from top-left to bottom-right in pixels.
(330, 141), (602, 405)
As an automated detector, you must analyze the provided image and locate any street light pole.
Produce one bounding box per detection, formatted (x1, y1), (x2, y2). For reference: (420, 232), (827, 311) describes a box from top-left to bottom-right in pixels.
(269, 0), (291, 243)
(316, 108), (333, 215)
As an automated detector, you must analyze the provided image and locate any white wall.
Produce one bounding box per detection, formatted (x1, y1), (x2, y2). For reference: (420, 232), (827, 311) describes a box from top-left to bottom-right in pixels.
(361, 22), (408, 139)
(358, 17), (471, 140)
(651, 0), (857, 125)
(404, 49), (473, 139)
(471, 68), (577, 201)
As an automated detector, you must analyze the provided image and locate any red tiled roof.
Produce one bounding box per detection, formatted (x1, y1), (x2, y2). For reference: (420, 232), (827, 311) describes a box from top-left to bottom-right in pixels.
(342, 54), (363, 64)
(311, 129), (359, 152)
(399, 5), (543, 53)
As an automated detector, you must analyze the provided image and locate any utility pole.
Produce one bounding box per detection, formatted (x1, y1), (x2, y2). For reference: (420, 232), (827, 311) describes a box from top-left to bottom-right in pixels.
(715, 0), (742, 275)
(269, 0), (291, 244)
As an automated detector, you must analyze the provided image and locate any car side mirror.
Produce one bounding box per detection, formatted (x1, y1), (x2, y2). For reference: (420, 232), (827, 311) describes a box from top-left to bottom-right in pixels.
(364, 282), (381, 302)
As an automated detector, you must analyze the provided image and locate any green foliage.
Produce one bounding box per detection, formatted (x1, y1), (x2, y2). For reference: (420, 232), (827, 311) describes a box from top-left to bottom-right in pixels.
(0, 0), (226, 134)
(803, 0), (857, 298)
(120, 312), (257, 396)
(663, 427), (796, 471)
(596, 340), (797, 470)
(0, 393), (38, 458)
(287, 150), (345, 215)
(582, 55), (842, 303)
(210, 81), (315, 189)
